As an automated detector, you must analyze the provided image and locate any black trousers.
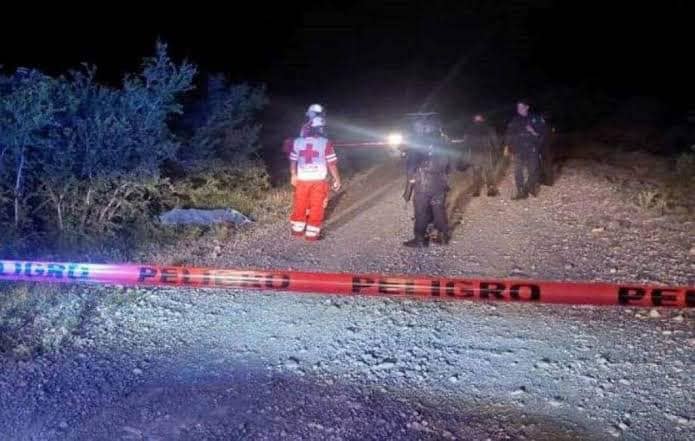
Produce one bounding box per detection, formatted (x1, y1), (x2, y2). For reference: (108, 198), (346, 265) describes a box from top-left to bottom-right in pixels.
(413, 189), (448, 239)
(514, 148), (540, 194)
(471, 165), (497, 194)
(539, 142), (554, 185)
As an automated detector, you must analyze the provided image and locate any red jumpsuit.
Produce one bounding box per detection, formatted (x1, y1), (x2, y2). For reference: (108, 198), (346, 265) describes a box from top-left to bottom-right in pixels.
(289, 136), (337, 240)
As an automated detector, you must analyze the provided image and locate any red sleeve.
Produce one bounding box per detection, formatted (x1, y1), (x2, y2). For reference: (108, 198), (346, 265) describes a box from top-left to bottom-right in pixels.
(325, 141), (338, 163)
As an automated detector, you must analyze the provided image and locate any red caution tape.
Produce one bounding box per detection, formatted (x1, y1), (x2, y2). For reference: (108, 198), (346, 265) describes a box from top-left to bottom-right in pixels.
(1, 260), (692, 308)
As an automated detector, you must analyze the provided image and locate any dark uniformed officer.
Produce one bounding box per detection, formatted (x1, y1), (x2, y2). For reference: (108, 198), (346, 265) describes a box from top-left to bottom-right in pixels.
(463, 114), (501, 197)
(505, 99), (547, 199)
(402, 114), (451, 247)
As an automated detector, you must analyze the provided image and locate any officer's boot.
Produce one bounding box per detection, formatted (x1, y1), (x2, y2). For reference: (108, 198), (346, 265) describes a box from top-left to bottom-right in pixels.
(511, 187), (528, 200)
(403, 236), (429, 248)
(471, 170), (482, 197)
(433, 231), (450, 245)
(472, 180), (481, 197)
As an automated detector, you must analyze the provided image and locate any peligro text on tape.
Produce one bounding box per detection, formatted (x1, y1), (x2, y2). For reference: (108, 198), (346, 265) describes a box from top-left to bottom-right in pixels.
(1, 260), (693, 308)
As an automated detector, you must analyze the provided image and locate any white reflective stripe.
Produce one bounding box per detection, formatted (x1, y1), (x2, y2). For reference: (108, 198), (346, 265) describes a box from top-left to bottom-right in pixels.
(305, 230), (319, 238)
(291, 221), (306, 232)
(305, 226), (321, 235)
(289, 153), (298, 160)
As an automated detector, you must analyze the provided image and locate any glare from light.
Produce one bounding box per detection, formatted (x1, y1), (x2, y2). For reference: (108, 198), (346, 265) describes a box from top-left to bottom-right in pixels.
(387, 132), (403, 147)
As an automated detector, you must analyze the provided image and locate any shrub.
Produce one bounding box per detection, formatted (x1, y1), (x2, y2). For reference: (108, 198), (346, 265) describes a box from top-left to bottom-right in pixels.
(0, 42), (196, 237)
(180, 74), (267, 163)
(162, 161), (272, 217)
(0, 41), (273, 254)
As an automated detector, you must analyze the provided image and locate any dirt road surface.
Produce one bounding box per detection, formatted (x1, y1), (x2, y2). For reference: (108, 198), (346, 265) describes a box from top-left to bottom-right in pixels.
(0, 153), (693, 440)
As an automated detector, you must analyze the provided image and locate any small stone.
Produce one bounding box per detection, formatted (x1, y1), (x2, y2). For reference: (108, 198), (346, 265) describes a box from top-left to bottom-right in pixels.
(610, 268), (617, 274)
(673, 315), (684, 323)
(607, 426), (621, 438)
(592, 227), (605, 234)
(649, 309), (661, 318)
(662, 330), (672, 336)
(442, 430), (455, 439)
(564, 264), (572, 270)
(536, 360), (551, 369)
(123, 426), (143, 436)
(132, 368), (143, 376)
(374, 361), (396, 371)
(511, 386), (527, 396)
(619, 379), (631, 386)
(285, 357), (300, 369)
(59, 422), (68, 430)
(549, 400), (562, 407)
(687, 338), (695, 347)
(618, 422), (629, 431)
(409, 421), (427, 431)
(689, 247), (695, 256)
(449, 375), (459, 383)
(677, 417), (689, 425)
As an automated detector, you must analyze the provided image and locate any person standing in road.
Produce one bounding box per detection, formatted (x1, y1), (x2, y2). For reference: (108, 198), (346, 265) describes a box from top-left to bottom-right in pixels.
(462, 113), (501, 197)
(402, 113), (452, 247)
(505, 99), (547, 199)
(289, 115), (341, 241)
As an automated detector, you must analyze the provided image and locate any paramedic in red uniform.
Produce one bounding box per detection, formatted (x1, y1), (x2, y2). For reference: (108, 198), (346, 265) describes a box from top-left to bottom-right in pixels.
(289, 116), (341, 240)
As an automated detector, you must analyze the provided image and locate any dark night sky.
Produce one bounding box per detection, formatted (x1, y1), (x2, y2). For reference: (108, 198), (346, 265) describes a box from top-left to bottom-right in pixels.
(2, 1), (692, 121)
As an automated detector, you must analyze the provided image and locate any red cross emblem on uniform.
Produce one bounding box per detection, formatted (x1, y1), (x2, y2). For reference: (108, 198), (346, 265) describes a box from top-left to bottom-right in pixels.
(300, 144), (319, 164)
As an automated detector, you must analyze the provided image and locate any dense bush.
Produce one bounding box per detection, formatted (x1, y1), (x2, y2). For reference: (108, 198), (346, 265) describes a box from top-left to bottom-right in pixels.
(160, 161), (272, 217)
(181, 74), (267, 162)
(0, 42), (270, 251)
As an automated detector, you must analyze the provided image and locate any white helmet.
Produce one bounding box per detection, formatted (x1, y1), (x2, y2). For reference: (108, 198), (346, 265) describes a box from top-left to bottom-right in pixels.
(306, 103), (324, 117)
(310, 116), (325, 128)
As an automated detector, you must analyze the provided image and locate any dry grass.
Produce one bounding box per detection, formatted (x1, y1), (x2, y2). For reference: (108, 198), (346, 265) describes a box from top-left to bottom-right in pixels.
(0, 283), (93, 359)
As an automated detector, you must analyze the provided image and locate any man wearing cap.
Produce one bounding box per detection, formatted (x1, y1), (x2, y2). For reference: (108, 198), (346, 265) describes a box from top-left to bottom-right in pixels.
(288, 115), (341, 241)
(505, 99), (547, 199)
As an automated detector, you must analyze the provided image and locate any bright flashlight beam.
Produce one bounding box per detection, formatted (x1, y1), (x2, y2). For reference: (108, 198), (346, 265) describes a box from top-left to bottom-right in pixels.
(387, 133), (403, 146)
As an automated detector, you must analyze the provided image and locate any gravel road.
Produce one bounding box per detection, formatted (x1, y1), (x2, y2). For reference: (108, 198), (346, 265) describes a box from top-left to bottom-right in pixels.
(0, 153), (693, 440)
